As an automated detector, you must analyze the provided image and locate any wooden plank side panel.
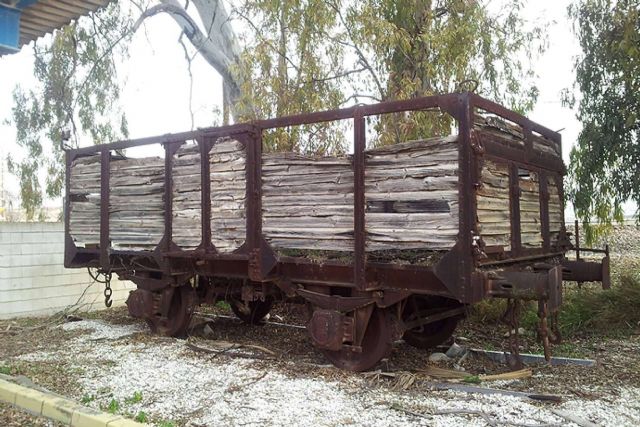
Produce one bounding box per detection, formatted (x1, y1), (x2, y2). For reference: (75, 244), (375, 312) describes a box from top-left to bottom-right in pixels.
(69, 155), (101, 247)
(210, 139), (247, 253)
(548, 176), (563, 246)
(365, 136), (459, 251)
(262, 152), (354, 251)
(477, 160), (511, 249)
(109, 156), (164, 250)
(519, 170), (543, 248)
(263, 135), (460, 252)
(172, 143), (202, 249)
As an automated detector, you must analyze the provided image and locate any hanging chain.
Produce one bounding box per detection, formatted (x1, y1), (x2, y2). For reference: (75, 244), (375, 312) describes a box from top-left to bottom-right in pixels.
(87, 268), (113, 308)
(103, 271), (113, 308)
(537, 299), (563, 362)
(549, 311), (562, 344)
(501, 298), (523, 370)
(537, 299), (551, 361)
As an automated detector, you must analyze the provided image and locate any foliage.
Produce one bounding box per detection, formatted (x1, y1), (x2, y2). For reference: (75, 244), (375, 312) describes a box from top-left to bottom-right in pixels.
(80, 394), (96, 404)
(125, 390), (143, 404)
(106, 398), (120, 414)
(232, 0), (348, 153)
(232, 0), (546, 151)
(564, 0), (640, 241)
(0, 366), (11, 375)
(338, 0), (546, 145)
(215, 300), (231, 311)
(469, 273), (640, 339)
(6, 1), (132, 219)
(559, 274), (640, 337)
(134, 411), (149, 422)
(462, 375), (482, 384)
(8, 0), (546, 211)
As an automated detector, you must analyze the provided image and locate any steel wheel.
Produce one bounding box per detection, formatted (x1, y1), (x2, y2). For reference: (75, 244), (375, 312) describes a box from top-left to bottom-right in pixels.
(147, 286), (197, 337)
(230, 297), (273, 325)
(402, 296), (460, 349)
(321, 307), (394, 372)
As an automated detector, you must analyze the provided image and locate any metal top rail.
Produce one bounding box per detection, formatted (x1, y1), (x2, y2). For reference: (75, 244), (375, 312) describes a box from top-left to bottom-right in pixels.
(67, 92), (561, 156)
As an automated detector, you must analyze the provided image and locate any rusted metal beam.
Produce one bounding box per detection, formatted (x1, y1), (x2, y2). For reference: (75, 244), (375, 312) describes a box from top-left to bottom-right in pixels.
(353, 109), (366, 291)
(509, 163), (522, 255)
(99, 149), (110, 270)
(198, 137), (215, 253)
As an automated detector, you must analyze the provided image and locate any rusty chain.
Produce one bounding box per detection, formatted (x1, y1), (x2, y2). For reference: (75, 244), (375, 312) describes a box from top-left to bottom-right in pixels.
(103, 271), (113, 308)
(501, 298), (524, 370)
(537, 300), (551, 361)
(87, 268), (113, 308)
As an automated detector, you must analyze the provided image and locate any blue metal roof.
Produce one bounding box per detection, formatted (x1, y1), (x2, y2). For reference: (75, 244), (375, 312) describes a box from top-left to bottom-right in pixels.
(1, 0), (112, 55)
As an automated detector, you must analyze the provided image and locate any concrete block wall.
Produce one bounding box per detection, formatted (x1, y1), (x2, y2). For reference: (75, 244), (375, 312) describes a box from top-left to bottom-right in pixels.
(0, 222), (134, 319)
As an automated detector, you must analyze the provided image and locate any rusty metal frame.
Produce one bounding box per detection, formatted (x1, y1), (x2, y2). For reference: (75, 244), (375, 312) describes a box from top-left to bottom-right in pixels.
(63, 92), (574, 304)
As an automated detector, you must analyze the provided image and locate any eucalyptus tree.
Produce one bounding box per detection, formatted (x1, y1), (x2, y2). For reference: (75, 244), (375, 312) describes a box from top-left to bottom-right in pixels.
(564, 0), (640, 240)
(7, 0), (546, 218)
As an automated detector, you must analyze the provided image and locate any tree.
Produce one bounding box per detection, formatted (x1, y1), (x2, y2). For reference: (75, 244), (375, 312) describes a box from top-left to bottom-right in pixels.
(7, 0), (546, 215)
(337, 0), (546, 145)
(7, 1), (133, 219)
(564, 0), (639, 241)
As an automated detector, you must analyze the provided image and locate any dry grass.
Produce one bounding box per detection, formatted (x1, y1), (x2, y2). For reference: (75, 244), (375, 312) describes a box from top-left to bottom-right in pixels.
(468, 254), (640, 340)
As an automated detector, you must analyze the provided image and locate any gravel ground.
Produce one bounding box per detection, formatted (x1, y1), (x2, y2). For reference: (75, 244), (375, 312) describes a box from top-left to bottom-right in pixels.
(1, 225), (639, 426)
(1, 315), (639, 427)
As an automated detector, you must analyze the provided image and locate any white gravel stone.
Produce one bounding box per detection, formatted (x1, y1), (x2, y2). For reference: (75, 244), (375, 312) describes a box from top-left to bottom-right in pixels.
(17, 321), (640, 427)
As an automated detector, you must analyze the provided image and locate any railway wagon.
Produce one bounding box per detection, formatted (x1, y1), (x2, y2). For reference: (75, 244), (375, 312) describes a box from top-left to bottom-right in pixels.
(63, 92), (609, 371)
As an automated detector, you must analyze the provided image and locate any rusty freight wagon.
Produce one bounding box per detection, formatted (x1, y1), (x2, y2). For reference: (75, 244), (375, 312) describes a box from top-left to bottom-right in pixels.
(63, 92), (609, 371)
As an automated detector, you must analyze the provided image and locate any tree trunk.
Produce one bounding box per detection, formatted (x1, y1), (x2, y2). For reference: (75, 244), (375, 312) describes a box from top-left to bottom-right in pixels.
(139, 0), (249, 120)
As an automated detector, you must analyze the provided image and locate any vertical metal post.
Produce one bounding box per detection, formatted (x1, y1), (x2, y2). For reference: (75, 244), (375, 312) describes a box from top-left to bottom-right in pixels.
(99, 149), (110, 270)
(457, 94), (477, 300)
(523, 126), (533, 161)
(575, 219), (581, 261)
(199, 138), (213, 251)
(353, 109), (366, 290)
(163, 143), (175, 252)
(509, 163), (522, 255)
(244, 129), (275, 280)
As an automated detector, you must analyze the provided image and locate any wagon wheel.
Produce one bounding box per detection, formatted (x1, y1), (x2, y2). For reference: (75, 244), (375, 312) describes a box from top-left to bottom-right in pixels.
(147, 286), (197, 337)
(402, 296), (461, 350)
(321, 307), (395, 372)
(230, 296), (274, 325)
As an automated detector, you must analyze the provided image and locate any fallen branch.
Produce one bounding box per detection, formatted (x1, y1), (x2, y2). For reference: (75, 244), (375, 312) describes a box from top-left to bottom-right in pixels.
(434, 409), (498, 427)
(551, 410), (599, 427)
(481, 369), (533, 382)
(186, 339), (277, 358)
(227, 372), (269, 393)
(392, 404), (558, 427)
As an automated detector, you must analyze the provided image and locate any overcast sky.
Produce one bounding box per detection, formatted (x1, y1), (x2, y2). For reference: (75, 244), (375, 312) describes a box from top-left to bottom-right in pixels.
(0, 0), (631, 216)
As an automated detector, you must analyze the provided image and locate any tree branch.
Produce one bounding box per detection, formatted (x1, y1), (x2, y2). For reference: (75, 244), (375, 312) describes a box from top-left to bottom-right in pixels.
(326, 1), (386, 100)
(133, 0), (245, 118)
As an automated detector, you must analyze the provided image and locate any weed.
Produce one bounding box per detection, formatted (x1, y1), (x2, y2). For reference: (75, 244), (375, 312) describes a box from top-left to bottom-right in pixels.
(106, 399), (120, 414)
(468, 273), (640, 340)
(463, 375), (482, 384)
(125, 391), (143, 404)
(80, 394), (95, 404)
(216, 300), (231, 310)
(0, 366), (11, 375)
(158, 421), (176, 427)
(134, 411), (149, 422)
